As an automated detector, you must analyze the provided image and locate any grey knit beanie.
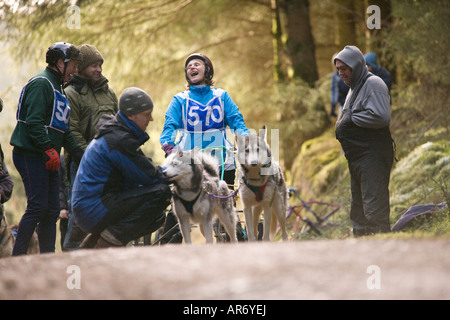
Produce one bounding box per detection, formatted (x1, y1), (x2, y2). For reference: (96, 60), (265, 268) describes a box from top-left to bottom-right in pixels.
(119, 87), (154, 116)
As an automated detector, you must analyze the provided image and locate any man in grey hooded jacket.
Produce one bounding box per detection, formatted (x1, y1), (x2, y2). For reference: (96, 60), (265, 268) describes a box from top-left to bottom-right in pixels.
(334, 46), (394, 236)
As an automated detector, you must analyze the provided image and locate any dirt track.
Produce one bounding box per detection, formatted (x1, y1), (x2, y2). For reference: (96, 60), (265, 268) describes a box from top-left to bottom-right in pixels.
(0, 238), (448, 300)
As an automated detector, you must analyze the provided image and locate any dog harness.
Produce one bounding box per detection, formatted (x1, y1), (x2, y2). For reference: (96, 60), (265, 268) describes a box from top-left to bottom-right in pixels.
(177, 191), (202, 215)
(243, 177), (269, 202)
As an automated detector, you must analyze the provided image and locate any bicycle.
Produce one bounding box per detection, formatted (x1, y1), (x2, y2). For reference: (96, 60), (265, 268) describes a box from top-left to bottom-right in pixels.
(286, 187), (341, 238)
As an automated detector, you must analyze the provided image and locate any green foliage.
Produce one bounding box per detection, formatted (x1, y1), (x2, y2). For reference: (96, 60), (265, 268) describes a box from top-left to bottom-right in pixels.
(386, 0), (450, 149)
(387, 0), (450, 86)
(274, 76), (331, 169)
(289, 127), (347, 200)
(390, 141), (450, 214)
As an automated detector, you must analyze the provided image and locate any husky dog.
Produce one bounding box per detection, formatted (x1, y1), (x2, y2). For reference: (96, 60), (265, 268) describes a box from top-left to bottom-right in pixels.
(0, 215), (15, 258)
(236, 126), (288, 241)
(163, 148), (237, 244)
(0, 215), (39, 257)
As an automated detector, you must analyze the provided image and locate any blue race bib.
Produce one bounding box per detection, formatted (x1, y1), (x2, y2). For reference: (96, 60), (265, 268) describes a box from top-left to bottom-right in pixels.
(185, 95), (224, 132)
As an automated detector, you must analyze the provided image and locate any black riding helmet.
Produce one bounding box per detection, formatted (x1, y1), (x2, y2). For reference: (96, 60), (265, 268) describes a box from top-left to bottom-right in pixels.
(46, 42), (81, 65)
(185, 53), (214, 85)
(46, 42), (82, 81)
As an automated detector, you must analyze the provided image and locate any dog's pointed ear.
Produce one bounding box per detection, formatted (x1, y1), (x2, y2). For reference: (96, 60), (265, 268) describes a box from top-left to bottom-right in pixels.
(235, 132), (246, 150)
(259, 125), (267, 141)
(234, 130), (243, 147)
(177, 145), (183, 157)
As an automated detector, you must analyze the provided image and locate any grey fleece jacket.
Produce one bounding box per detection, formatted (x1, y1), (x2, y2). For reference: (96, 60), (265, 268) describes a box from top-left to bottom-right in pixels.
(334, 46), (390, 129)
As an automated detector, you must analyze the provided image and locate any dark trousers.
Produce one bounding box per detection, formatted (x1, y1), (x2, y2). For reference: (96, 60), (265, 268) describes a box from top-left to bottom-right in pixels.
(63, 161), (86, 251)
(12, 152), (60, 255)
(92, 183), (172, 245)
(348, 146), (393, 236)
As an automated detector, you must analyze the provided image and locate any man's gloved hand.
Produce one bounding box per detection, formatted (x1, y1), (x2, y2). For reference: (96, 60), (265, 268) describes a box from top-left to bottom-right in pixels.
(43, 148), (60, 171)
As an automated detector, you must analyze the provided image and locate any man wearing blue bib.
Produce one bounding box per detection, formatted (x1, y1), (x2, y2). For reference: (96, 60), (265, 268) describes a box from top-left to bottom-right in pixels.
(160, 53), (250, 242)
(10, 42), (83, 255)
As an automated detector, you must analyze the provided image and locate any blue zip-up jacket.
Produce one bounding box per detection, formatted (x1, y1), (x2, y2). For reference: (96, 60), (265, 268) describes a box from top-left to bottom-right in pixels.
(72, 111), (164, 232)
(160, 85), (249, 169)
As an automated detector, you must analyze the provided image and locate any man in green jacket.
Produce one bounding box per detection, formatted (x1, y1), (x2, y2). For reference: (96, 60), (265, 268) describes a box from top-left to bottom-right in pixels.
(10, 42), (83, 255)
(63, 44), (118, 250)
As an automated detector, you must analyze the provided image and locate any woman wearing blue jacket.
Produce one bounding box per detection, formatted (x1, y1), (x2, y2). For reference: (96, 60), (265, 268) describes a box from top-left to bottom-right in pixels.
(160, 53), (249, 182)
(160, 53), (249, 242)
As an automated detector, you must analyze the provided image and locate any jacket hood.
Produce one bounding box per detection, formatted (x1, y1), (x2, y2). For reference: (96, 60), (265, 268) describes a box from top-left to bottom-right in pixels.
(95, 113), (149, 145)
(334, 46), (368, 89)
(364, 52), (380, 71)
(66, 73), (109, 93)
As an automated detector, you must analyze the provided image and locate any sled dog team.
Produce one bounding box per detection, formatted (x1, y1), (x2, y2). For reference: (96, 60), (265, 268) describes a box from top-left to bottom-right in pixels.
(164, 125), (289, 244)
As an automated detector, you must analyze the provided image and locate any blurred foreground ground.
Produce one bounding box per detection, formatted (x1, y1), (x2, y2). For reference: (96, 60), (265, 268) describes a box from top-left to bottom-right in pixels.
(0, 238), (448, 300)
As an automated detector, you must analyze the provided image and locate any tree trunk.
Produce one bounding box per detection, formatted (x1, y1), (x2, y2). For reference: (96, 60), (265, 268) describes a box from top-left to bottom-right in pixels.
(271, 0), (318, 86)
(281, 0), (318, 86)
(271, 0), (288, 84)
(334, 0), (357, 48)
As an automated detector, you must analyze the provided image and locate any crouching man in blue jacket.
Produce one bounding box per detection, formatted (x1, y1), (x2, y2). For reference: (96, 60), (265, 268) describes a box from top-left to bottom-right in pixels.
(72, 87), (171, 248)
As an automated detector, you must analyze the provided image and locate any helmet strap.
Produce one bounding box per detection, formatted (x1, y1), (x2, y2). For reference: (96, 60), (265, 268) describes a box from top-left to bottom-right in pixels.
(51, 60), (66, 83)
(185, 60), (208, 86)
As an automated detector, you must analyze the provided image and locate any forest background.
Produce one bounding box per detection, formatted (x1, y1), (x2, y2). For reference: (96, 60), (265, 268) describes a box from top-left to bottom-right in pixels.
(0, 0), (448, 239)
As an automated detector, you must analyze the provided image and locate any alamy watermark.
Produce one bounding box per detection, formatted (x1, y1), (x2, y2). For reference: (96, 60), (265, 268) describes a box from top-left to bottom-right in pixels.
(366, 265), (381, 290)
(366, 5), (381, 30)
(66, 265), (81, 290)
(66, 4), (382, 33)
(67, 5), (81, 29)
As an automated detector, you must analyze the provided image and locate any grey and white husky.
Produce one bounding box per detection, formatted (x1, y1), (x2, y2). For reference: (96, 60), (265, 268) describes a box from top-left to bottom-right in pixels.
(236, 126), (288, 241)
(163, 148), (237, 244)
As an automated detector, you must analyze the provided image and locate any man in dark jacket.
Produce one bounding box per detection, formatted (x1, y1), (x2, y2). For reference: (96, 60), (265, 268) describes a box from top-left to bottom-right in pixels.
(10, 42), (83, 255)
(364, 52), (392, 92)
(63, 44), (118, 250)
(72, 87), (171, 248)
(335, 46), (394, 236)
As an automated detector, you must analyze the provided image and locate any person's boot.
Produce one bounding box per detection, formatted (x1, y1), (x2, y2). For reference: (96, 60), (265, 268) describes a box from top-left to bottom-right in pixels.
(79, 233), (100, 249)
(96, 236), (121, 248)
